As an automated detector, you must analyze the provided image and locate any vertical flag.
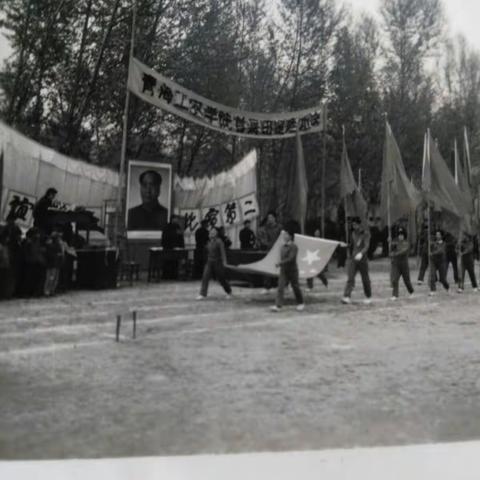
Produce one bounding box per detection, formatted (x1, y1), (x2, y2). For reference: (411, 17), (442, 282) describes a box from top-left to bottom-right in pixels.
(422, 131), (431, 193)
(463, 127), (472, 187)
(339, 130), (367, 223)
(454, 138), (472, 205)
(286, 131), (308, 233)
(380, 121), (420, 227)
(423, 130), (471, 234)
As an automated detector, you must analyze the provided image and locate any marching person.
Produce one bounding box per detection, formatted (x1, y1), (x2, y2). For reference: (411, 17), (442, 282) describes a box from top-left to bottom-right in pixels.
(270, 229), (305, 312)
(196, 227), (232, 300)
(194, 219), (210, 279)
(341, 217), (372, 305)
(390, 228), (414, 300)
(417, 224), (429, 285)
(445, 231), (459, 285)
(429, 229), (449, 295)
(457, 232), (478, 293)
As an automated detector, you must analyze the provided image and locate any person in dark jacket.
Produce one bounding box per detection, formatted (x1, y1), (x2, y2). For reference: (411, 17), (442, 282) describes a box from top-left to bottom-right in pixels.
(390, 228), (414, 300)
(444, 231), (459, 284)
(429, 229), (449, 295)
(270, 229), (304, 312)
(239, 220), (256, 250)
(194, 220), (210, 279)
(33, 187), (57, 234)
(457, 232), (478, 293)
(417, 224), (429, 285)
(196, 227), (232, 299)
(341, 217), (372, 304)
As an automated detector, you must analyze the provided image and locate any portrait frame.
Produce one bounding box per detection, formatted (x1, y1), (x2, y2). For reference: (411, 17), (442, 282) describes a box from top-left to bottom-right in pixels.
(126, 160), (172, 239)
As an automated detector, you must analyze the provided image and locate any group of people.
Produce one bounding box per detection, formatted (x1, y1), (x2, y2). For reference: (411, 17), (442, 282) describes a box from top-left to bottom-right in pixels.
(195, 210), (480, 311)
(0, 188), (78, 300)
(195, 211), (327, 310)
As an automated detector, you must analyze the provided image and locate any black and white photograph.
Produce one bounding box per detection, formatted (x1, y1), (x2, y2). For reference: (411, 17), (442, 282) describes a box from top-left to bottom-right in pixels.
(2, 0), (480, 479)
(126, 160), (172, 238)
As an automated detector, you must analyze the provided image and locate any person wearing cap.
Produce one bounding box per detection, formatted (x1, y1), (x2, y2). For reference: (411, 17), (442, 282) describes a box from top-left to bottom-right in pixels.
(429, 229), (449, 295)
(457, 232), (478, 293)
(341, 217), (372, 304)
(390, 228), (414, 300)
(270, 229), (305, 312)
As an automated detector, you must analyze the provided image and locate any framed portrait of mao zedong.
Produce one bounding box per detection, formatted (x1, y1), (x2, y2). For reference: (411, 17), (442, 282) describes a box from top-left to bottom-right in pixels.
(126, 161), (172, 239)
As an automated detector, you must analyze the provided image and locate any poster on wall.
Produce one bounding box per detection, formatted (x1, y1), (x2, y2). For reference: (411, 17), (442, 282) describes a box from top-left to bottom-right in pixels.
(2, 189), (37, 228)
(126, 161), (172, 239)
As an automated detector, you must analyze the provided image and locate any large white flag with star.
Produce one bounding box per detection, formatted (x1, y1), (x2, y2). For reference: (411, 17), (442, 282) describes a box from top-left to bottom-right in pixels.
(228, 231), (341, 279)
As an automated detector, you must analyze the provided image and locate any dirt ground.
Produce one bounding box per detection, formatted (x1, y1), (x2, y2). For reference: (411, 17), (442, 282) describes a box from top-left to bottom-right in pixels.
(1, 258), (480, 460)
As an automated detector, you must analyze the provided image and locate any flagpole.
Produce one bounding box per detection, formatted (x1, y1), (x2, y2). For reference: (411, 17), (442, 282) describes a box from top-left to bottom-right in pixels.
(385, 120), (392, 254)
(426, 130), (432, 290)
(114, 0), (137, 246)
(454, 139), (462, 252)
(321, 104), (327, 238)
(342, 125), (349, 257)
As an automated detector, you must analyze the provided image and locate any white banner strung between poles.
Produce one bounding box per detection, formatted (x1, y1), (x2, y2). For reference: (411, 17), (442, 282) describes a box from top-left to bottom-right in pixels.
(128, 58), (326, 139)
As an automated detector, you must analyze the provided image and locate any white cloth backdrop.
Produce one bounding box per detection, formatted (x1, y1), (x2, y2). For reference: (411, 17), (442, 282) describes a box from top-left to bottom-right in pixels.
(0, 121), (119, 224)
(174, 150), (258, 247)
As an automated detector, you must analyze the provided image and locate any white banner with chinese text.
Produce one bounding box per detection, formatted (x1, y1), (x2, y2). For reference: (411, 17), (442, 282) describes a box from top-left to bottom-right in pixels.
(129, 58), (326, 139)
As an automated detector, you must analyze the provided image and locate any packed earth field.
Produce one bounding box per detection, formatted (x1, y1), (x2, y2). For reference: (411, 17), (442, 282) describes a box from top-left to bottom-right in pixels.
(1, 258), (480, 460)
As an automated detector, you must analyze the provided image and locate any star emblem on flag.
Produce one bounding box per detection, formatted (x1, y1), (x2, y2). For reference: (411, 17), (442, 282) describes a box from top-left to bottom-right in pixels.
(301, 249), (322, 266)
(231, 232), (341, 279)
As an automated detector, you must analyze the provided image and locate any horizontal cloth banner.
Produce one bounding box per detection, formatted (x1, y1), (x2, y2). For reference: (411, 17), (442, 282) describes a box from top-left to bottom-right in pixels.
(180, 193), (259, 234)
(128, 58), (326, 139)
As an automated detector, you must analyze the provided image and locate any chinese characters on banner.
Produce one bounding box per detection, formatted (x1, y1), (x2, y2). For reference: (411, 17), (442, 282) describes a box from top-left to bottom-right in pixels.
(220, 200), (241, 227)
(182, 209), (201, 235)
(180, 193), (259, 234)
(239, 194), (259, 221)
(2, 190), (37, 228)
(129, 58), (326, 140)
(201, 206), (222, 228)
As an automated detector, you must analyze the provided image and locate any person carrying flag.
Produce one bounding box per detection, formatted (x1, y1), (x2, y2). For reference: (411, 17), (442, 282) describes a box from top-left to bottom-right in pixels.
(390, 228), (414, 300)
(429, 229), (449, 295)
(270, 229), (305, 312)
(196, 227), (232, 300)
(341, 217), (372, 305)
(457, 232), (478, 293)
